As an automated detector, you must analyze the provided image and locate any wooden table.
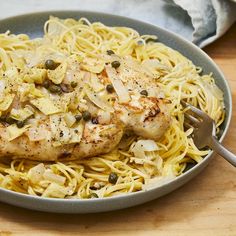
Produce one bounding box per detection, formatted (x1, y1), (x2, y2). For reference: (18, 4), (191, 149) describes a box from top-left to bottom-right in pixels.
(0, 24), (236, 236)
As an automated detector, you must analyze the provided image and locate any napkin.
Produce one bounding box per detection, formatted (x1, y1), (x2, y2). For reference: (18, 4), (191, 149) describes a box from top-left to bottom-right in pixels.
(1, 0), (236, 47)
(164, 0), (236, 47)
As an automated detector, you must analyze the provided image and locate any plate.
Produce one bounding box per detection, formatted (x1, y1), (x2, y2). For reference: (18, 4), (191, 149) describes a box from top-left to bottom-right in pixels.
(0, 11), (232, 213)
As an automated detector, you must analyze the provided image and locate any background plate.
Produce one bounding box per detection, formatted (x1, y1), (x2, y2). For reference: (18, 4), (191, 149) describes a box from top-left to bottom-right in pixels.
(0, 11), (232, 213)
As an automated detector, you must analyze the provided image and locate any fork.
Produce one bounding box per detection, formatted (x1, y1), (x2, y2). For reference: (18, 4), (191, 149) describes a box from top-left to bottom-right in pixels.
(182, 101), (236, 167)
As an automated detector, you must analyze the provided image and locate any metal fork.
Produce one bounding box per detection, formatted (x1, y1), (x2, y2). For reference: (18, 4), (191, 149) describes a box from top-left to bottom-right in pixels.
(182, 101), (236, 167)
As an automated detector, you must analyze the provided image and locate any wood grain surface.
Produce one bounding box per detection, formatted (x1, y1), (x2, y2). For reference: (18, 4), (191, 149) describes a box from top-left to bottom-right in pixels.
(0, 24), (236, 236)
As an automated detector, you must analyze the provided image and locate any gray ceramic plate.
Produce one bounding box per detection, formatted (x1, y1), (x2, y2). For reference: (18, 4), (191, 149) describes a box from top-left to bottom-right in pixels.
(0, 11), (232, 213)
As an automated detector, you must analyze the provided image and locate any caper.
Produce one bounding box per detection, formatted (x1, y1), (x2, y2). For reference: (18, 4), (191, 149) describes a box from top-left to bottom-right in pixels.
(49, 84), (62, 94)
(108, 172), (118, 184)
(70, 81), (78, 88)
(42, 79), (51, 89)
(107, 50), (115, 55)
(75, 114), (82, 122)
(111, 61), (120, 69)
(45, 59), (57, 70)
(89, 193), (99, 198)
(16, 120), (25, 128)
(82, 111), (91, 121)
(106, 84), (114, 93)
(140, 90), (148, 96)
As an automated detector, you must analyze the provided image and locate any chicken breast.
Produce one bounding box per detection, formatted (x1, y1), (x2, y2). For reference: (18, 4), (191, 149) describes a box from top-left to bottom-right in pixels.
(0, 53), (171, 161)
(0, 122), (123, 161)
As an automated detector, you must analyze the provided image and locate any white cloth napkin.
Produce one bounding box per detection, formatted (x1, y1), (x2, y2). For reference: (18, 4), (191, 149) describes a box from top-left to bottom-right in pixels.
(1, 0), (236, 48)
(165, 0), (236, 47)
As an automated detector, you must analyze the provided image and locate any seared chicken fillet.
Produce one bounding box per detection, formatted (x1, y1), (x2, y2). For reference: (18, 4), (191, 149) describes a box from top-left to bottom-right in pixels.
(0, 122), (123, 161)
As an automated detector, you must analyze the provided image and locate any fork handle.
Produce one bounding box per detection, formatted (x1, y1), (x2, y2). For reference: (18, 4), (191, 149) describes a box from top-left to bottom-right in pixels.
(210, 136), (236, 167)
